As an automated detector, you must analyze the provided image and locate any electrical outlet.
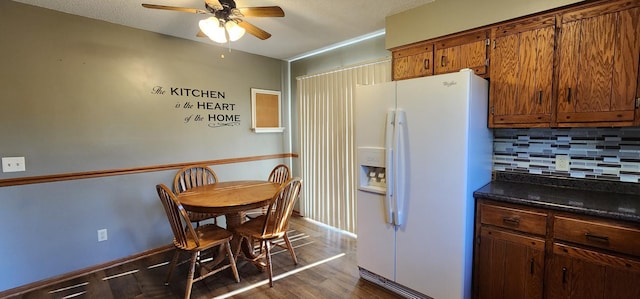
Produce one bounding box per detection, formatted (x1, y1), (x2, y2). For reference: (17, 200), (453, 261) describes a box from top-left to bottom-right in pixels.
(97, 229), (108, 242)
(2, 157), (26, 172)
(555, 155), (570, 171)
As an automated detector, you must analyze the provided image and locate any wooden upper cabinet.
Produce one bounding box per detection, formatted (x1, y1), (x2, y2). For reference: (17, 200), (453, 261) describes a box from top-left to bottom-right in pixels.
(391, 0), (640, 128)
(391, 30), (489, 81)
(556, 1), (640, 127)
(392, 42), (433, 81)
(488, 15), (556, 128)
(434, 30), (489, 76)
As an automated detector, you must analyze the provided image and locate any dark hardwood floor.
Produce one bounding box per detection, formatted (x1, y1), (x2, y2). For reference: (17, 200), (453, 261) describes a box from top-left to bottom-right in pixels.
(8, 216), (401, 299)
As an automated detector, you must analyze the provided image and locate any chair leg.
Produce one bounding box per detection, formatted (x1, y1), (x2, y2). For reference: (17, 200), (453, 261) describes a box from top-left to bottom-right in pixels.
(265, 240), (274, 287)
(165, 249), (180, 285)
(225, 241), (240, 283)
(184, 252), (198, 299)
(233, 236), (244, 260)
(252, 237), (261, 255)
(282, 232), (298, 265)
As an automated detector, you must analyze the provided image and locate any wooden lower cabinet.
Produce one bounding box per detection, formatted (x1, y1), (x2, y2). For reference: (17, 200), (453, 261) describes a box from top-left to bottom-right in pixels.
(474, 199), (640, 299)
(476, 227), (545, 299)
(546, 243), (640, 299)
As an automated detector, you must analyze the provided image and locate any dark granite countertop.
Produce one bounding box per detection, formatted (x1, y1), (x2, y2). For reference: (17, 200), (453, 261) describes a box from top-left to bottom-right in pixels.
(473, 172), (640, 224)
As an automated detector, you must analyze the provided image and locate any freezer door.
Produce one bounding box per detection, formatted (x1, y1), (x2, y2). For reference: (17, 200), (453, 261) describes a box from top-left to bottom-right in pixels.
(356, 190), (395, 281)
(355, 82), (398, 281)
(355, 81), (397, 148)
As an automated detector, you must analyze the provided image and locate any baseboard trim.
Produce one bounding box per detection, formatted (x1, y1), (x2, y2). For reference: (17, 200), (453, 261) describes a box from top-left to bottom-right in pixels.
(0, 244), (174, 298)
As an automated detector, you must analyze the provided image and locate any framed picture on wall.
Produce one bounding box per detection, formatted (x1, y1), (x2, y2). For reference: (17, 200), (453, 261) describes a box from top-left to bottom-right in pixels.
(251, 88), (284, 133)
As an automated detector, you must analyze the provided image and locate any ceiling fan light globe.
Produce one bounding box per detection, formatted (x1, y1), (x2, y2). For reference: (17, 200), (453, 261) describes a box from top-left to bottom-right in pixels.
(225, 20), (246, 41)
(199, 17), (227, 43)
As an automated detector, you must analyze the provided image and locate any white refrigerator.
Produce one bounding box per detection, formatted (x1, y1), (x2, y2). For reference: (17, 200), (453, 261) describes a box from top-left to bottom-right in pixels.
(355, 69), (492, 299)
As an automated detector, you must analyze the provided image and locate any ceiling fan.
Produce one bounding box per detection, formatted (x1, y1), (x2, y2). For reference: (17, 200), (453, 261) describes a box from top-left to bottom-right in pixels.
(141, 0), (284, 43)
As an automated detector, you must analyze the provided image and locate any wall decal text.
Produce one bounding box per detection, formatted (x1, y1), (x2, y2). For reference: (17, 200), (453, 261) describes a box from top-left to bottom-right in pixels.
(151, 85), (241, 128)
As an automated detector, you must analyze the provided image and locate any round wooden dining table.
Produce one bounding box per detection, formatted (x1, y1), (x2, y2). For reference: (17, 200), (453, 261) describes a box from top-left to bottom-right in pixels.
(177, 180), (281, 261)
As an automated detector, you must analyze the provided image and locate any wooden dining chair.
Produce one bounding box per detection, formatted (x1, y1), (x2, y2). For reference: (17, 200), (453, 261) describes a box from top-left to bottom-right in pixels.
(262, 164), (291, 213)
(233, 177), (302, 287)
(268, 164), (291, 185)
(173, 165), (220, 226)
(156, 184), (240, 299)
(246, 164), (292, 219)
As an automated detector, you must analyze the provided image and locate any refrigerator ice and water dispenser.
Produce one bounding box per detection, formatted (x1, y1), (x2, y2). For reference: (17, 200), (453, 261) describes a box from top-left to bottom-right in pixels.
(357, 147), (386, 194)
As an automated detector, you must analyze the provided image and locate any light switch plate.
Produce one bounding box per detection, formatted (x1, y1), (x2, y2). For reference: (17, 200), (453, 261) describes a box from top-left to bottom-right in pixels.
(2, 157), (26, 172)
(555, 155), (570, 171)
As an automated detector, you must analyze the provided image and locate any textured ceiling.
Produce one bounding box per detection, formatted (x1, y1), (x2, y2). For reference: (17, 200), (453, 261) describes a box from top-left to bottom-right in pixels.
(13, 0), (436, 61)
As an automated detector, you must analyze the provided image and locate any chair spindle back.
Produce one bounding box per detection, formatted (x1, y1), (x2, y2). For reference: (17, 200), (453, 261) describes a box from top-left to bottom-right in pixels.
(156, 184), (199, 249)
(174, 165), (219, 194)
(268, 164), (291, 185)
(262, 178), (302, 239)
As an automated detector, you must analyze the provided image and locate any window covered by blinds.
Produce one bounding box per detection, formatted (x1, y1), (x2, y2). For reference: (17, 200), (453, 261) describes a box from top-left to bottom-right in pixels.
(296, 59), (391, 233)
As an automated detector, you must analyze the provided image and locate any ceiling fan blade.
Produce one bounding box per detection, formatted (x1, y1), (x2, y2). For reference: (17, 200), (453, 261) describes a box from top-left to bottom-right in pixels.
(196, 30), (207, 38)
(204, 0), (221, 7)
(141, 4), (208, 14)
(238, 6), (285, 17)
(237, 20), (272, 40)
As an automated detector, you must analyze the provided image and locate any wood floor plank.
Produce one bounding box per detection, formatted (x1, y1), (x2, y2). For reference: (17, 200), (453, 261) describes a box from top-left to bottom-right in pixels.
(11, 216), (402, 299)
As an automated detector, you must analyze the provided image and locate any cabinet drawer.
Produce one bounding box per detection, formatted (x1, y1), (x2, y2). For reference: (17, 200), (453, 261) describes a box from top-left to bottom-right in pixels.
(480, 203), (547, 235)
(554, 216), (640, 256)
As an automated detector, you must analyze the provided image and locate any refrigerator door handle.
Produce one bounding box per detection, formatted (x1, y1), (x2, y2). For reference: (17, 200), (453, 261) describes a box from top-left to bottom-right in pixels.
(393, 110), (407, 227)
(384, 110), (396, 225)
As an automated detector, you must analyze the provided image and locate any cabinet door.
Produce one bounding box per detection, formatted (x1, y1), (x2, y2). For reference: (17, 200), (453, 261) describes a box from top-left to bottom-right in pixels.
(489, 16), (555, 128)
(392, 43), (433, 80)
(556, 1), (640, 126)
(476, 227), (545, 299)
(434, 30), (488, 76)
(546, 243), (640, 299)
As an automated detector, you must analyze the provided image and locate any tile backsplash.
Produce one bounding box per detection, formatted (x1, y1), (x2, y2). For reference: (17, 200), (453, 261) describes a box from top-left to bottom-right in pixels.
(493, 127), (640, 183)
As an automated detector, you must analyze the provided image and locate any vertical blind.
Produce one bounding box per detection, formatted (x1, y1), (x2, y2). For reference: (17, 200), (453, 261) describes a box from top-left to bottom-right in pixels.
(296, 58), (391, 233)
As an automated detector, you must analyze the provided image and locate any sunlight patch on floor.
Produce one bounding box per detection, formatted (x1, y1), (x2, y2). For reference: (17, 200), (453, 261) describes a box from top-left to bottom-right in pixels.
(102, 269), (139, 281)
(212, 253), (346, 299)
(61, 291), (87, 298)
(148, 261), (170, 269)
(48, 282), (89, 294)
